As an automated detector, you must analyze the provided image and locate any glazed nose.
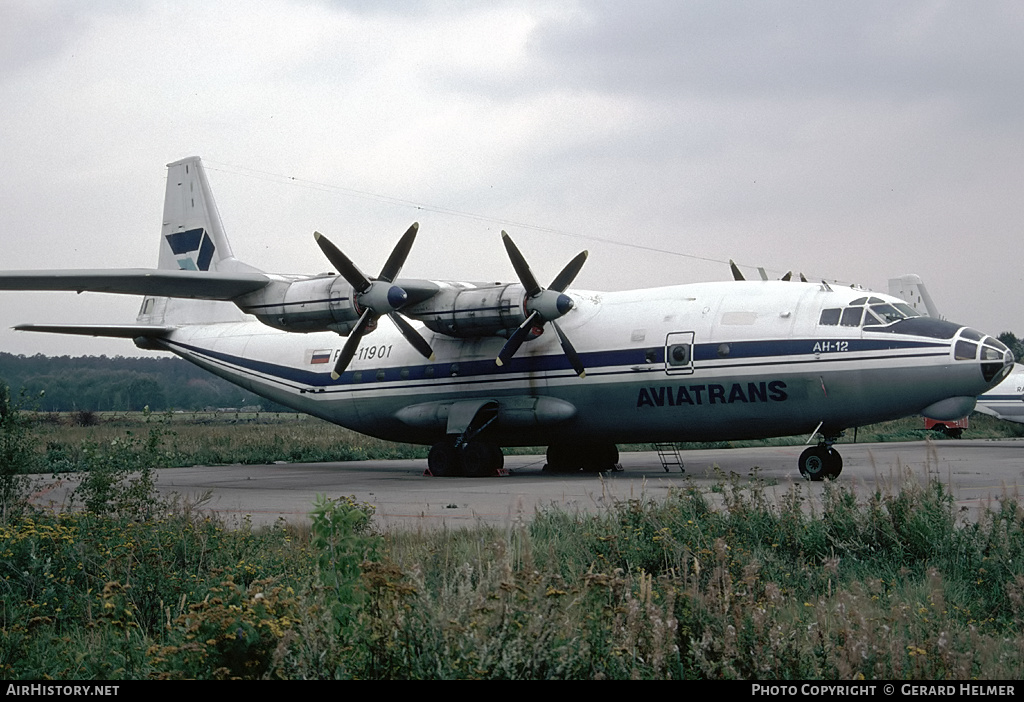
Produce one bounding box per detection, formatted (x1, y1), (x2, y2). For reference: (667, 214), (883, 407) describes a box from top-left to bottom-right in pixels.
(979, 335), (1014, 384)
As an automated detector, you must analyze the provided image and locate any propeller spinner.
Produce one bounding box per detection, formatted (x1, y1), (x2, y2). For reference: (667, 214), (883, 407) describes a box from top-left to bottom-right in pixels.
(496, 231), (588, 378)
(314, 223), (434, 379)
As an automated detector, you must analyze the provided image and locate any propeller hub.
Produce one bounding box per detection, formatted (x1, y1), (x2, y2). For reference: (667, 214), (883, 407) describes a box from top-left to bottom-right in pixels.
(358, 282), (409, 314)
(528, 289), (575, 321)
(386, 284), (408, 310)
(556, 293), (574, 317)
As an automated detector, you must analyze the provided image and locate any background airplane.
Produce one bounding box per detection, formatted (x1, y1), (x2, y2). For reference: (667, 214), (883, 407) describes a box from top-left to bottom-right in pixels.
(0, 157), (1014, 479)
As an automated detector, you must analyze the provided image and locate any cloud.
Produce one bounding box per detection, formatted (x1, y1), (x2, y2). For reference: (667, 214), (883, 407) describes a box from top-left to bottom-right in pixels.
(1, 0), (1022, 360)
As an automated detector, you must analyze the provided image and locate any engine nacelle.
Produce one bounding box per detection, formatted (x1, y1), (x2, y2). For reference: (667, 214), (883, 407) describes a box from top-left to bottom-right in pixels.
(235, 275), (362, 334)
(405, 282), (529, 338)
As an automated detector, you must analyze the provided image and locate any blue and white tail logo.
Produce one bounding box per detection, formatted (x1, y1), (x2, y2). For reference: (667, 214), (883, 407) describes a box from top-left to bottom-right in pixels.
(166, 228), (216, 271)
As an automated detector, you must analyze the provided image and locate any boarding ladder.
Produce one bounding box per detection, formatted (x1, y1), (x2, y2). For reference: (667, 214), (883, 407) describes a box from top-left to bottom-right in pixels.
(654, 443), (685, 473)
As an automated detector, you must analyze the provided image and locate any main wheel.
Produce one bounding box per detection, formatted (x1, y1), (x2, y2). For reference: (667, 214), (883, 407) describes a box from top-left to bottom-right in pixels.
(461, 440), (504, 477)
(798, 445), (841, 481)
(428, 440), (463, 477)
(545, 443), (619, 473)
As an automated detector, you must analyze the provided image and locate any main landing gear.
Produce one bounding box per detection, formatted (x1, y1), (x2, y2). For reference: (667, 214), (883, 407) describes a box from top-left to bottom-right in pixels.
(425, 440), (623, 477)
(798, 439), (843, 481)
(427, 437), (505, 477)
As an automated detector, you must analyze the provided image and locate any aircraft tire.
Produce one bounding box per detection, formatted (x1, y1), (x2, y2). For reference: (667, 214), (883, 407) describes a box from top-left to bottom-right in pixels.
(545, 443), (619, 473)
(798, 446), (841, 481)
(581, 443), (619, 473)
(462, 441), (504, 477)
(825, 450), (843, 479)
(428, 440), (463, 477)
(544, 443), (578, 473)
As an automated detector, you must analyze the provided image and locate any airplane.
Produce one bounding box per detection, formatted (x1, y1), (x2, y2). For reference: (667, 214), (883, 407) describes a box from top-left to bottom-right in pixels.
(0, 157), (1015, 480)
(975, 365), (1024, 424)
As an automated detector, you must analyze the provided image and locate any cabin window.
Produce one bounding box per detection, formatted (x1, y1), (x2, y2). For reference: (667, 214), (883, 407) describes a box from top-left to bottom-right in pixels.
(375, 369), (387, 381)
(668, 344), (691, 366)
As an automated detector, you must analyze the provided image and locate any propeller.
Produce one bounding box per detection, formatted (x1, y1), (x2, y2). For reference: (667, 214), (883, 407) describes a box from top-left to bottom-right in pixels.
(314, 223), (434, 379)
(496, 231), (588, 378)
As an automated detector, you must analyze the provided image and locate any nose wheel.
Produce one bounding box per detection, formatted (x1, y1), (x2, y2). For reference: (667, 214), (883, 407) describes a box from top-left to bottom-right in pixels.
(798, 444), (843, 480)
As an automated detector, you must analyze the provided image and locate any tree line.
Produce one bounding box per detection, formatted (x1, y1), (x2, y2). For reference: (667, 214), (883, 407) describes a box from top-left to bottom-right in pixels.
(0, 353), (285, 412)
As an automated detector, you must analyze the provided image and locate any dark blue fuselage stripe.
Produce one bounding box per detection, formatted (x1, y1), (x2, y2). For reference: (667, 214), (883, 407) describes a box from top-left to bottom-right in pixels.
(163, 337), (951, 395)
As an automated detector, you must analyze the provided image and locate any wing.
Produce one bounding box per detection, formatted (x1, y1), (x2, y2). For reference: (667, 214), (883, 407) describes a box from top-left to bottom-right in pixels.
(0, 269), (270, 300)
(13, 324), (175, 338)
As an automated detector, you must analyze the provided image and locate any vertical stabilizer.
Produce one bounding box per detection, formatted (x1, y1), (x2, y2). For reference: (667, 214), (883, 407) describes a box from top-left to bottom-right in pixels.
(159, 157), (237, 272)
(888, 274), (941, 319)
(139, 157), (258, 325)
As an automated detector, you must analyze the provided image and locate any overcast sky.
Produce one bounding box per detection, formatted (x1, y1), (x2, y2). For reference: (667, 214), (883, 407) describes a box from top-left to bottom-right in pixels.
(2, 0), (1022, 358)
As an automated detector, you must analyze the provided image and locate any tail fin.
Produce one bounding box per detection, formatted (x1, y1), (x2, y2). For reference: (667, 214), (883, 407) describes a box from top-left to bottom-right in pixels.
(888, 274), (941, 318)
(140, 157), (260, 325)
(159, 157), (245, 273)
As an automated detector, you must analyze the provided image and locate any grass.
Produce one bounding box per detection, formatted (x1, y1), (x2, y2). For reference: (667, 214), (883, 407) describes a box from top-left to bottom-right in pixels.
(4, 472), (1024, 679)
(21, 410), (1024, 475)
(4, 407), (1024, 678)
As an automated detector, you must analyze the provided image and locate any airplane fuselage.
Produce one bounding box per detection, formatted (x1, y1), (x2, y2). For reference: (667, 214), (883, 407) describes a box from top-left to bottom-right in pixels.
(151, 279), (1005, 448)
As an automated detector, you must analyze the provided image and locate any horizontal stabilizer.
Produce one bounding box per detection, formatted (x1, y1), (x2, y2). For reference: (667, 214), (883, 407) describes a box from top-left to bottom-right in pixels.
(0, 269), (269, 300)
(13, 324), (175, 338)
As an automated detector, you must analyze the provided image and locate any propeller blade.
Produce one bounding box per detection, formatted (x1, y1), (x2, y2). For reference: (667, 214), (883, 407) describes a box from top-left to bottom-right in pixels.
(315, 232), (371, 293)
(549, 250), (588, 293)
(332, 309), (373, 379)
(501, 232), (542, 297)
(378, 222), (418, 283)
(729, 260), (745, 281)
(552, 321), (586, 378)
(496, 311), (540, 367)
(388, 312), (434, 360)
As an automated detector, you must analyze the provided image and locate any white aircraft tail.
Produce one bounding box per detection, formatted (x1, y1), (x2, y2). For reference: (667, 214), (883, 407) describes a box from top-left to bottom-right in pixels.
(888, 274), (941, 319)
(139, 157), (261, 325)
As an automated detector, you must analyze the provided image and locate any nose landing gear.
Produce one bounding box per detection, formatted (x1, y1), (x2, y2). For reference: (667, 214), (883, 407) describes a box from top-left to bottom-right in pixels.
(798, 440), (843, 481)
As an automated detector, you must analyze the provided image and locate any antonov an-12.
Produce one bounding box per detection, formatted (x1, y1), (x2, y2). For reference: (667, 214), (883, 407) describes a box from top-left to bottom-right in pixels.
(0, 157), (1014, 479)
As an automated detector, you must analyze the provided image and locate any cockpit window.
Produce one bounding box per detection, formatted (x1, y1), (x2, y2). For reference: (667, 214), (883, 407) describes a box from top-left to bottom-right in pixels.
(955, 340), (977, 360)
(819, 298), (920, 328)
(982, 344), (1005, 361)
(892, 303), (921, 319)
(819, 308), (841, 326)
(869, 304), (906, 324)
(840, 307), (863, 327)
(961, 328), (983, 342)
